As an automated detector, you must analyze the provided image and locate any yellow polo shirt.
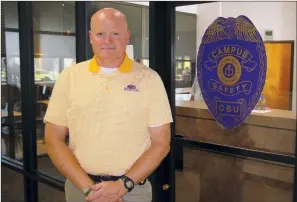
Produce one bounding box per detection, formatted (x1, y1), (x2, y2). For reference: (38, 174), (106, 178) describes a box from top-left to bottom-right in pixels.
(44, 54), (173, 176)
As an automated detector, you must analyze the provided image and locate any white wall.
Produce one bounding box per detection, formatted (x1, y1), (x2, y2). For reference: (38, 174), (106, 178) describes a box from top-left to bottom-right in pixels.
(176, 5), (198, 14)
(196, 2), (221, 53)
(127, 2), (149, 7)
(221, 2), (296, 42)
(196, 2), (297, 111)
(127, 2), (198, 14)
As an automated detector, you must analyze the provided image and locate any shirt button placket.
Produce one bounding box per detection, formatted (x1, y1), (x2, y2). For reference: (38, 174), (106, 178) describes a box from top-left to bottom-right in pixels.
(105, 76), (110, 91)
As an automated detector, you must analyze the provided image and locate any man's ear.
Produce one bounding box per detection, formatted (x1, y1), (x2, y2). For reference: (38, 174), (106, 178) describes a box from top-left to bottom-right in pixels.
(126, 30), (131, 44)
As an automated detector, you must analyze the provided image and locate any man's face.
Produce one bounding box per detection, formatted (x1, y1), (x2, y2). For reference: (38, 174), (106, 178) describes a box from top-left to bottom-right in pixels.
(89, 15), (130, 61)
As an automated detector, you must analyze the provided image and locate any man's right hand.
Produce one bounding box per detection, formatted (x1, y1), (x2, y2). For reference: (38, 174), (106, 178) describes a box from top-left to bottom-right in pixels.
(87, 189), (124, 202)
(85, 180), (127, 202)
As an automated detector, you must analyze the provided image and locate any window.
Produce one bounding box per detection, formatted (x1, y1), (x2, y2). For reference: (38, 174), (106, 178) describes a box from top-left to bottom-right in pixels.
(32, 1), (76, 181)
(1, 1), (23, 161)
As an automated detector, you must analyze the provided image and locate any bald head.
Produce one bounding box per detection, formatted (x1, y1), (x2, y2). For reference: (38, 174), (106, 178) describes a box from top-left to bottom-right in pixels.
(89, 8), (130, 66)
(90, 8), (128, 32)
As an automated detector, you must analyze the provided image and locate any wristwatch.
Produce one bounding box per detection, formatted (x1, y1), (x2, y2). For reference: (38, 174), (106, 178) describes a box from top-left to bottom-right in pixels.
(84, 188), (92, 196)
(120, 175), (135, 192)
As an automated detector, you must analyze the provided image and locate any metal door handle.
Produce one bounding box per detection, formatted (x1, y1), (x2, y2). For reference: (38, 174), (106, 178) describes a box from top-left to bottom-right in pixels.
(162, 184), (170, 190)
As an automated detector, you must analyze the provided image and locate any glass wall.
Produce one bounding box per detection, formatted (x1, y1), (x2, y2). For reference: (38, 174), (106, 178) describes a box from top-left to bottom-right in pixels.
(1, 166), (25, 202)
(38, 183), (65, 202)
(174, 2), (296, 202)
(1, 2), (23, 161)
(32, 1), (75, 181)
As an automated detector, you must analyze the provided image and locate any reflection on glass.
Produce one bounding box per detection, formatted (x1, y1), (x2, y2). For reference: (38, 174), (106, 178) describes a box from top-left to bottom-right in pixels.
(64, 58), (76, 68)
(34, 57), (59, 82)
(175, 58), (194, 89)
(175, 148), (294, 202)
(136, 58), (149, 67)
(6, 57), (21, 88)
(1, 57), (7, 85)
(1, 2), (23, 161)
(33, 1), (75, 181)
(142, 59), (149, 66)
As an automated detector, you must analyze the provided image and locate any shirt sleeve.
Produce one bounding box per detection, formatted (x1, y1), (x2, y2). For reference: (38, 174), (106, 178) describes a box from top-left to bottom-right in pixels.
(43, 68), (70, 127)
(147, 73), (173, 126)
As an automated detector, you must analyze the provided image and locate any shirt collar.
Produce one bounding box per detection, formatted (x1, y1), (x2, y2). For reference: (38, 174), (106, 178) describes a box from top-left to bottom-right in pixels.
(88, 53), (133, 73)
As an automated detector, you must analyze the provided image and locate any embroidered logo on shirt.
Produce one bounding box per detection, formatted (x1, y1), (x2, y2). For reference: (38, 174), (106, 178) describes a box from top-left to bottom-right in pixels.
(124, 84), (139, 92)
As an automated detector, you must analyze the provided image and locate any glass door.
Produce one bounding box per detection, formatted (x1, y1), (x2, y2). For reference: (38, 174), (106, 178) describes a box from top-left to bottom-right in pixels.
(171, 2), (296, 202)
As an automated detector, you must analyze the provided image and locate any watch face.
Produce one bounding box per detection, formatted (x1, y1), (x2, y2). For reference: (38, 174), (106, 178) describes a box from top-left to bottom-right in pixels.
(126, 180), (134, 188)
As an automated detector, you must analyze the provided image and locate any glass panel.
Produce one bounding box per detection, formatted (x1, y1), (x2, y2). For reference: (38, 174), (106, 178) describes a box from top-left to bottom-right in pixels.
(1, 166), (25, 202)
(38, 182), (65, 202)
(89, 2), (149, 64)
(33, 1), (75, 181)
(1, 1), (23, 161)
(175, 148), (294, 202)
(175, 11), (197, 100)
(174, 2), (296, 156)
(38, 155), (66, 181)
(142, 6), (149, 61)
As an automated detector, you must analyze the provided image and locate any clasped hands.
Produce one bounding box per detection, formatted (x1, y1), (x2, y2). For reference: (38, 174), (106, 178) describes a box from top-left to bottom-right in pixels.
(85, 179), (127, 202)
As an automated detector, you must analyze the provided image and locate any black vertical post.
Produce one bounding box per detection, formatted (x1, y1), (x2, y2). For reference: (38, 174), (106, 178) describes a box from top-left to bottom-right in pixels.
(18, 2), (38, 202)
(75, 1), (92, 62)
(292, 4), (297, 202)
(7, 60), (16, 159)
(149, 2), (176, 202)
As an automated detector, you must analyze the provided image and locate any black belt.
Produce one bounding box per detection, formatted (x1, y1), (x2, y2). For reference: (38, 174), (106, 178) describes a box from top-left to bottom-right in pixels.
(88, 174), (147, 185)
(88, 174), (123, 183)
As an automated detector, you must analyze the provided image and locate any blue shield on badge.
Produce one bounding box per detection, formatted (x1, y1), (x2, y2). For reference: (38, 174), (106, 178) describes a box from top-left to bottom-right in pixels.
(197, 15), (267, 130)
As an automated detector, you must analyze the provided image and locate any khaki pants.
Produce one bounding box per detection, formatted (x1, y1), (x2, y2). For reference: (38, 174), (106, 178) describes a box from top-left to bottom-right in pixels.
(65, 179), (152, 202)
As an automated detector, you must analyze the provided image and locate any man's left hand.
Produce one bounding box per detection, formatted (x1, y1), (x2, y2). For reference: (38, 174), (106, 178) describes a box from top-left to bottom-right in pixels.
(85, 180), (127, 202)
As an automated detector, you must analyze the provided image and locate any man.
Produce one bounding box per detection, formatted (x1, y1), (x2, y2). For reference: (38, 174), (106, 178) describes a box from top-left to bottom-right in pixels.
(44, 8), (173, 202)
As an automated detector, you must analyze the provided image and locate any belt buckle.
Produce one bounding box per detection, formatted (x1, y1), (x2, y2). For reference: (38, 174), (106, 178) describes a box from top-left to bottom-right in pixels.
(100, 175), (107, 181)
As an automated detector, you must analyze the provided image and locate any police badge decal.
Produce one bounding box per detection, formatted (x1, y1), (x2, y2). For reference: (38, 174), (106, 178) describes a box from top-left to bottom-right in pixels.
(197, 15), (267, 130)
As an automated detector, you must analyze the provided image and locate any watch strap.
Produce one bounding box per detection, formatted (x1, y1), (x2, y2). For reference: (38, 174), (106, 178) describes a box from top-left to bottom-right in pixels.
(121, 175), (135, 192)
(84, 188), (92, 196)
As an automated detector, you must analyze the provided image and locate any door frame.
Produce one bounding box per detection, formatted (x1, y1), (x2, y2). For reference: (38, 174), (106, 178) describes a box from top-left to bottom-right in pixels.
(150, 1), (297, 202)
(149, 2), (213, 202)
